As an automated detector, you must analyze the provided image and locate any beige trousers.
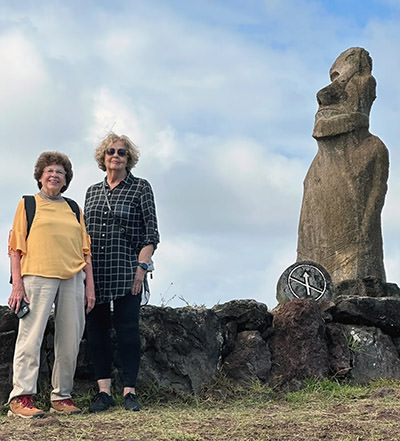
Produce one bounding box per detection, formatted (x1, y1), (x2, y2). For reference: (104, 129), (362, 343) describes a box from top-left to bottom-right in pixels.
(8, 271), (85, 403)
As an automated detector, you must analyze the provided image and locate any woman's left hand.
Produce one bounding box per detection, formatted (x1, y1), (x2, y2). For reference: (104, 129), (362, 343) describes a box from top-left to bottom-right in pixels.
(132, 266), (146, 295)
(83, 255), (95, 313)
(133, 245), (154, 295)
(85, 285), (96, 313)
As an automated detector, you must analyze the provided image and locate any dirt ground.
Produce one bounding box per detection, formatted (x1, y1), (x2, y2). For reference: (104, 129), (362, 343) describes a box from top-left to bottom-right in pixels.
(1, 387), (400, 441)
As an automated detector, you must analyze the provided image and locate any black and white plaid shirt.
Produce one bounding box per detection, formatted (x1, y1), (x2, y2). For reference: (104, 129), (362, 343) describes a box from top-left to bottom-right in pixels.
(84, 172), (160, 303)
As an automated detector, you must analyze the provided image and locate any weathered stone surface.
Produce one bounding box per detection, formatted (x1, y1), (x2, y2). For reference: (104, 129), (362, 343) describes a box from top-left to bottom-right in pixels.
(297, 47), (389, 284)
(0, 305), (18, 333)
(319, 299), (336, 323)
(330, 296), (400, 337)
(74, 339), (93, 380)
(269, 299), (330, 391)
(0, 330), (16, 363)
(276, 261), (333, 305)
(137, 305), (223, 393)
(343, 325), (400, 383)
(0, 363), (12, 404)
(37, 326), (55, 389)
(3, 293), (400, 402)
(212, 299), (273, 356)
(326, 323), (351, 376)
(0, 330), (17, 404)
(334, 278), (400, 299)
(223, 330), (271, 386)
(386, 283), (400, 297)
(212, 299), (272, 333)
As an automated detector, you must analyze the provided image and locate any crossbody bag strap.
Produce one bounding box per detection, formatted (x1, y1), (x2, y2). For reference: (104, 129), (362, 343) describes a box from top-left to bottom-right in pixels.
(102, 178), (143, 228)
(102, 181), (126, 234)
(102, 180), (115, 219)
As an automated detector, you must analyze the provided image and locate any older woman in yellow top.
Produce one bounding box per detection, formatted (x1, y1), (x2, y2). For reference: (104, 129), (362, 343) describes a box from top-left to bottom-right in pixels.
(7, 151), (95, 419)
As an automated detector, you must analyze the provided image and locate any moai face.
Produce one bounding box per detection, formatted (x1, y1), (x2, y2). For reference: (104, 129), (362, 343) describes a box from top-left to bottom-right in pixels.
(312, 47), (376, 139)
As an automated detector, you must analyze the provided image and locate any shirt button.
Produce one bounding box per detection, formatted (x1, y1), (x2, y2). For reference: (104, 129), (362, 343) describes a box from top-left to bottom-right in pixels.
(104, 211), (108, 214)
(101, 246), (104, 250)
(101, 234), (105, 237)
(120, 227), (125, 233)
(103, 223), (106, 226)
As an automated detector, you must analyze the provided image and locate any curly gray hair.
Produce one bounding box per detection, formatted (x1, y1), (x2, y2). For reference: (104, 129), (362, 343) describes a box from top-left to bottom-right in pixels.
(95, 132), (140, 172)
(34, 151), (73, 193)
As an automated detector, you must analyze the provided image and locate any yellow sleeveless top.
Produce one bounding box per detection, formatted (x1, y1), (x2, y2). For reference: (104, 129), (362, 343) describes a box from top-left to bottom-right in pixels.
(9, 194), (90, 279)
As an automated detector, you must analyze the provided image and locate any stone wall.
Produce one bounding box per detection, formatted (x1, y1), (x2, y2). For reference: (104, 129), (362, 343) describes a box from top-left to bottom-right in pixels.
(2, 291), (400, 403)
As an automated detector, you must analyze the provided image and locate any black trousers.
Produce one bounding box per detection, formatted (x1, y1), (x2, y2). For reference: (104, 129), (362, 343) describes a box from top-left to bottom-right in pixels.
(87, 292), (141, 387)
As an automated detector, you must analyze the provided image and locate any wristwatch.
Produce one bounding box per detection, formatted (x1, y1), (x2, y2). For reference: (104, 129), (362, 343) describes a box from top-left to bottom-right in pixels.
(138, 262), (148, 271)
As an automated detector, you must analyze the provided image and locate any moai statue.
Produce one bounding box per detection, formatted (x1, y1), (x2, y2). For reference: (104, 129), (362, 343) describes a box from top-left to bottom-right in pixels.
(297, 47), (389, 284)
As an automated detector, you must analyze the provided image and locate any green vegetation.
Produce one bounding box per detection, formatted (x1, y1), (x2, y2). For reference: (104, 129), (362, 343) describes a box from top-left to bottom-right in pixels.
(1, 377), (400, 440)
(285, 378), (371, 403)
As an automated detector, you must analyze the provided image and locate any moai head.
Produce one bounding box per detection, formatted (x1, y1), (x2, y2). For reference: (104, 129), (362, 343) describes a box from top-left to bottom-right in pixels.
(313, 47), (377, 139)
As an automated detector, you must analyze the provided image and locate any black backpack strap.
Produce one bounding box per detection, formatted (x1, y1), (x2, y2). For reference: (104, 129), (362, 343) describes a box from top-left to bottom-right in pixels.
(23, 195), (36, 239)
(63, 197), (81, 223)
(10, 195), (35, 284)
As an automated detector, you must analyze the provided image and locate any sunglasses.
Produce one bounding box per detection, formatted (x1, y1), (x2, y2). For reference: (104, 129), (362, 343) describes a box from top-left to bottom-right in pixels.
(106, 147), (127, 157)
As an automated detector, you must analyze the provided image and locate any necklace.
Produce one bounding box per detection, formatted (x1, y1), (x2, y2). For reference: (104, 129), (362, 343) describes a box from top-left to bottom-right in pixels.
(39, 189), (64, 202)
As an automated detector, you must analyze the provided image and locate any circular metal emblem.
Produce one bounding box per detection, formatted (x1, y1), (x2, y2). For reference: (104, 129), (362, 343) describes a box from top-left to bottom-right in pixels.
(288, 263), (327, 301)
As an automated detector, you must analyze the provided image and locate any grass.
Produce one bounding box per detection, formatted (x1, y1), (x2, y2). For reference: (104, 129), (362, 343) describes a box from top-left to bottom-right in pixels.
(285, 378), (371, 403)
(1, 377), (400, 441)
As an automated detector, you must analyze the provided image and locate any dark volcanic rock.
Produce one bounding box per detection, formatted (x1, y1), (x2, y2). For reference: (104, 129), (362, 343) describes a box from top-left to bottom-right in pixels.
(223, 330), (271, 385)
(344, 325), (400, 383)
(138, 305), (222, 393)
(331, 296), (400, 336)
(212, 299), (273, 333)
(1, 293), (400, 403)
(269, 299), (330, 391)
(334, 278), (400, 299)
(0, 330), (17, 403)
(326, 323), (351, 376)
(0, 305), (18, 333)
(212, 299), (273, 357)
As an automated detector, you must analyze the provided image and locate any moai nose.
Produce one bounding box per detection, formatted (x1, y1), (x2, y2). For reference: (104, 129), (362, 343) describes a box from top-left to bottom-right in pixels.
(316, 81), (347, 106)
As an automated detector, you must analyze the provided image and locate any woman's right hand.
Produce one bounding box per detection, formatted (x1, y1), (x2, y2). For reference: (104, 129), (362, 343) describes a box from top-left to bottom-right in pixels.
(8, 249), (28, 314)
(8, 283), (29, 314)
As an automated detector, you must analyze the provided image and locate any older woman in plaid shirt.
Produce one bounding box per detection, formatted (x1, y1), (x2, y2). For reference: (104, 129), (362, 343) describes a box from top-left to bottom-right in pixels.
(84, 133), (159, 412)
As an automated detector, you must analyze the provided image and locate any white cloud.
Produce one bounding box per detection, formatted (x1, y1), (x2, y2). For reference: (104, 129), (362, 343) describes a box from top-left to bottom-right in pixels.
(0, 29), (49, 123)
(87, 88), (145, 145)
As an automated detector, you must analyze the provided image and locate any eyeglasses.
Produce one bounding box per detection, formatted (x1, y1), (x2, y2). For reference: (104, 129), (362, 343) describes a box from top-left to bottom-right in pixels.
(106, 147), (127, 157)
(43, 168), (66, 176)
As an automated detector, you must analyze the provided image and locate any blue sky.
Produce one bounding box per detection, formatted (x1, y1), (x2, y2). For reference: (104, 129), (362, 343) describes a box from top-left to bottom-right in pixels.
(0, 0), (399, 308)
